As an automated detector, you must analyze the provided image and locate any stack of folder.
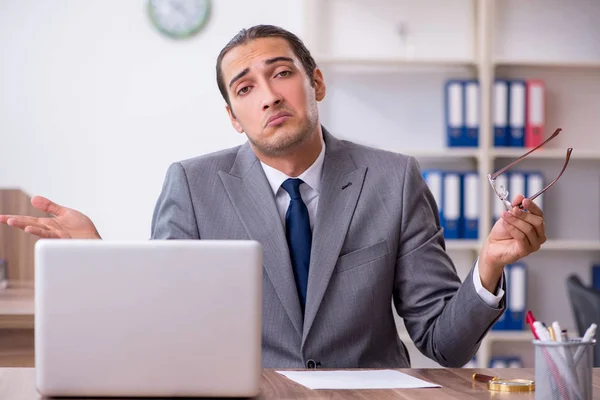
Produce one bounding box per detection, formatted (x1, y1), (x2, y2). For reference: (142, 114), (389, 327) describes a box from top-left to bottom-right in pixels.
(591, 264), (600, 291)
(422, 170), (479, 240)
(493, 79), (545, 148)
(493, 263), (527, 331)
(491, 171), (545, 228)
(444, 79), (545, 149)
(489, 356), (523, 368)
(445, 80), (479, 147)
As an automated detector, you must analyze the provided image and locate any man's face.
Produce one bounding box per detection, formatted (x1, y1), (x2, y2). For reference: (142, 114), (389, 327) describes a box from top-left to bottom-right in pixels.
(221, 37), (325, 156)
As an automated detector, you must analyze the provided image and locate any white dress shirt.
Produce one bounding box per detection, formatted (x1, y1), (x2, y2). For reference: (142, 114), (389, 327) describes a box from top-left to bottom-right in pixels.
(258, 134), (503, 308)
(260, 135), (325, 231)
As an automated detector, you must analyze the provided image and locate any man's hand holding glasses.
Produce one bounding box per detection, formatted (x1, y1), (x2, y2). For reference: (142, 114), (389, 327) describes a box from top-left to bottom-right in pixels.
(478, 128), (572, 294)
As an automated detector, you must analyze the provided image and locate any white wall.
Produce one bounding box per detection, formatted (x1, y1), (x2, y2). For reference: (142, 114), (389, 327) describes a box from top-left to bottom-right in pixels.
(0, 0), (303, 239)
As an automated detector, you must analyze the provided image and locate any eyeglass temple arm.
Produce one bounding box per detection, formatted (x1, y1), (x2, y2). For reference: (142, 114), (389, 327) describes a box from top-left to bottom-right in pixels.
(489, 128), (563, 180)
(526, 148), (573, 203)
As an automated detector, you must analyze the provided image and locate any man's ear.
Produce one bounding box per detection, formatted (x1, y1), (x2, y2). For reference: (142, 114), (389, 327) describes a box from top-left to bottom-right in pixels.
(226, 105), (244, 133)
(313, 68), (326, 101)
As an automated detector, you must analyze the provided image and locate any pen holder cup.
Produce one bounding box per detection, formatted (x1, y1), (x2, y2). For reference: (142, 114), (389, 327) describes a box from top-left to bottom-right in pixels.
(533, 338), (596, 400)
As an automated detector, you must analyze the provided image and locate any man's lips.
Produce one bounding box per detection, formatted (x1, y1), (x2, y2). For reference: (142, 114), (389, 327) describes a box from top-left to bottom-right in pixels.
(266, 112), (292, 127)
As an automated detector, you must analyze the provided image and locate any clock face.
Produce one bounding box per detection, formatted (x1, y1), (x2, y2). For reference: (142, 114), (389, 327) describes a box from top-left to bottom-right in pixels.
(147, 0), (211, 39)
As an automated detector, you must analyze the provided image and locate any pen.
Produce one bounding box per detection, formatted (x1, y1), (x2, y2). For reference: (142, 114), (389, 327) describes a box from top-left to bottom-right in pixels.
(552, 321), (563, 342)
(581, 323), (596, 343)
(553, 321), (576, 400)
(574, 323), (597, 364)
(533, 321), (551, 341)
(526, 310), (539, 339)
(548, 326), (556, 341)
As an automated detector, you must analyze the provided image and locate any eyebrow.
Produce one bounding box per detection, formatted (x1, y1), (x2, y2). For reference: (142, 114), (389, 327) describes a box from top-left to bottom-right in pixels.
(228, 57), (296, 89)
(265, 56), (294, 65)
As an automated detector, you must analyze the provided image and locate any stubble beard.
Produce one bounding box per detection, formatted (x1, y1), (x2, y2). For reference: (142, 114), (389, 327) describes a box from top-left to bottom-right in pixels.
(249, 115), (318, 157)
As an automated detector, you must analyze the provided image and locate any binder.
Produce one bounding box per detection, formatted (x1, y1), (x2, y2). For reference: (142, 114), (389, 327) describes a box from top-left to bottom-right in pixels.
(492, 259), (510, 331)
(526, 172), (544, 211)
(445, 80), (464, 147)
(508, 263), (527, 330)
(592, 264), (600, 291)
(489, 357), (508, 368)
(493, 80), (509, 147)
(490, 357), (521, 368)
(508, 172), (526, 206)
(508, 80), (526, 147)
(525, 80), (545, 149)
(492, 174), (509, 227)
(442, 172), (461, 239)
(422, 170), (444, 228)
(508, 357), (523, 368)
(464, 80), (479, 147)
(462, 172), (479, 239)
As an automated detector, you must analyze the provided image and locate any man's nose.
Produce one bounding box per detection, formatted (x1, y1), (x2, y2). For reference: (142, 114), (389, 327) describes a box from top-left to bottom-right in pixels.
(261, 85), (283, 110)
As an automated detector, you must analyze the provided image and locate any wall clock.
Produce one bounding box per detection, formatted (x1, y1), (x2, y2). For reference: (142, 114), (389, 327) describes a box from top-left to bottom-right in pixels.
(147, 0), (211, 39)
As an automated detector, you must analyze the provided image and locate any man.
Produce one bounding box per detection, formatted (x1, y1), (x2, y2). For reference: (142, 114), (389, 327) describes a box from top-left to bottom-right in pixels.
(0, 25), (546, 369)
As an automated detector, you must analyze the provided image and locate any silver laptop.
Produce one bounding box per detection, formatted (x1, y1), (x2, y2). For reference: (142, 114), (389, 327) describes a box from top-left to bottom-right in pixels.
(34, 239), (263, 397)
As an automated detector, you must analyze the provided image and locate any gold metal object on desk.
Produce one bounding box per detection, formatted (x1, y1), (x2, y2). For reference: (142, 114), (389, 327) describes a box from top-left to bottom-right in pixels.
(472, 373), (535, 392)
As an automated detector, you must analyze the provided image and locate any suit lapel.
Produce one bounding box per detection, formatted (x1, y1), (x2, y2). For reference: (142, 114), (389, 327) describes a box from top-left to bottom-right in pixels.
(302, 132), (367, 346)
(219, 143), (303, 337)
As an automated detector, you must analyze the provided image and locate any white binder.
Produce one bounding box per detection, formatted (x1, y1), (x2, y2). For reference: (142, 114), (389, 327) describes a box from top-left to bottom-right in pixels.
(526, 173), (544, 210)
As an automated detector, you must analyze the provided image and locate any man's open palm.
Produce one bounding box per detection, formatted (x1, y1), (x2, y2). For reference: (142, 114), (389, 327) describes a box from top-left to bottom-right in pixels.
(0, 196), (101, 239)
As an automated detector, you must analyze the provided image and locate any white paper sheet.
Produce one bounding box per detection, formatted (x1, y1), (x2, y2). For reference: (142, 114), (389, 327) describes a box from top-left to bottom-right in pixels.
(275, 369), (441, 390)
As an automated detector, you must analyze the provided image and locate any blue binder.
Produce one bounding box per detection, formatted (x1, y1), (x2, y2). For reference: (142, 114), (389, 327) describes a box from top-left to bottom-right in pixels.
(445, 80), (465, 147)
(462, 172), (479, 239)
(422, 170), (444, 230)
(442, 172), (461, 239)
(491, 174), (509, 227)
(489, 357), (509, 368)
(526, 172), (544, 211)
(508, 171), (526, 208)
(464, 80), (479, 147)
(508, 80), (526, 147)
(508, 357), (523, 368)
(507, 263), (527, 330)
(492, 264), (510, 331)
(493, 80), (509, 147)
(592, 264), (600, 291)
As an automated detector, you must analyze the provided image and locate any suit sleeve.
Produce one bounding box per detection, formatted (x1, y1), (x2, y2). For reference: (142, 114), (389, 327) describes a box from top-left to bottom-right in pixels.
(151, 162), (200, 239)
(393, 156), (505, 367)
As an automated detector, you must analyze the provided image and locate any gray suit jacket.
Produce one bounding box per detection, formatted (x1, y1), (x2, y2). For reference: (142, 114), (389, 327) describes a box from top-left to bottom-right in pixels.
(151, 127), (505, 369)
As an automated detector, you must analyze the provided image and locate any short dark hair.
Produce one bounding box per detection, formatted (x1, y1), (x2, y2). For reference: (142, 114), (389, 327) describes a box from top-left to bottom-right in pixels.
(216, 25), (317, 108)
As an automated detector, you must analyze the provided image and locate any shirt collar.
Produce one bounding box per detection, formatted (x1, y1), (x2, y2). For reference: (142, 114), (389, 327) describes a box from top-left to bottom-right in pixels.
(260, 132), (326, 196)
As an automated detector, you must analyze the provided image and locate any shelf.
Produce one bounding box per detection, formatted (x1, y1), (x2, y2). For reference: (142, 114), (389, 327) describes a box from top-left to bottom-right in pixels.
(492, 148), (599, 160)
(0, 282), (34, 329)
(541, 240), (600, 251)
(408, 148), (480, 160)
(315, 56), (476, 68)
(494, 59), (600, 69)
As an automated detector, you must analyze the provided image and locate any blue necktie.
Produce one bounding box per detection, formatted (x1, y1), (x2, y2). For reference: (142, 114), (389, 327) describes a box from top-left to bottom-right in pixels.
(281, 178), (311, 313)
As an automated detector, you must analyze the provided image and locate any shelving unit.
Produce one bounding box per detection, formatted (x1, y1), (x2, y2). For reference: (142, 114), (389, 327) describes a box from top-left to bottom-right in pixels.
(492, 148), (599, 160)
(303, 0), (600, 369)
(494, 59), (600, 69)
(315, 56), (477, 68)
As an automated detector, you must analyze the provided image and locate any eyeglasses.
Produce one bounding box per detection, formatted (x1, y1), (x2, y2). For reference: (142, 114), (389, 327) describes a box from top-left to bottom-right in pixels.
(488, 128), (573, 211)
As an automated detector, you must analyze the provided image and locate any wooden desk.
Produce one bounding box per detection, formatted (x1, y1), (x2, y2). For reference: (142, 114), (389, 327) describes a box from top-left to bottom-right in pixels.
(2, 367), (600, 399)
